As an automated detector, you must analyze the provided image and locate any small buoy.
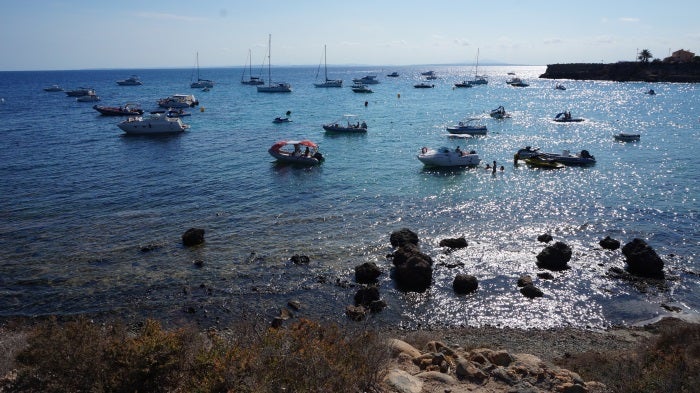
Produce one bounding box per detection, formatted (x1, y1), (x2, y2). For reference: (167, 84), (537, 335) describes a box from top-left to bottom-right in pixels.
(364, 101), (368, 107)
(200, 107), (205, 112)
(397, 93), (400, 99)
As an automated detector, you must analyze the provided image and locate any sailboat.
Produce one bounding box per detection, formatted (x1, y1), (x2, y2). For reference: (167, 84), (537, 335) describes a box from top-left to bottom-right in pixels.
(257, 34), (292, 93)
(313, 45), (342, 88)
(467, 48), (488, 85)
(190, 52), (214, 88)
(241, 49), (264, 85)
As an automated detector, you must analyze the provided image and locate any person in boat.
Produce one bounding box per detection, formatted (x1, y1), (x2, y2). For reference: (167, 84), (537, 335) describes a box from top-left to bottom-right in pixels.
(500, 166), (505, 171)
(304, 147), (310, 157)
(293, 144), (301, 157)
(361, 121), (367, 128)
(455, 146), (462, 155)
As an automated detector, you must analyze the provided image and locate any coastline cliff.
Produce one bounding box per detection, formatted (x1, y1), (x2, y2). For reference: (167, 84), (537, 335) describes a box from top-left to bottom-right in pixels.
(540, 62), (700, 83)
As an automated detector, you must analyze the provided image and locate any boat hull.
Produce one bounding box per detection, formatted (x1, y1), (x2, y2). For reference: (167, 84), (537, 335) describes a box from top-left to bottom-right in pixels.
(314, 80), (343, 88)
(257, 83), (292, 93)
(614, 133), (641, 142)
(446, 126), (487, 135)
(417, 148), (481, 167)
(93, 105), (143, 116)
(117, 116), (188, 135)
(323, 125), (367, 133)
(268, 150), (322, 166)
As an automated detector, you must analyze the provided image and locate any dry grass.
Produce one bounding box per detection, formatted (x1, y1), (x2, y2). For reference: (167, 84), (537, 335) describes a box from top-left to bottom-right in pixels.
(559, 320), (700, 393)
(3, 317), (389, 393)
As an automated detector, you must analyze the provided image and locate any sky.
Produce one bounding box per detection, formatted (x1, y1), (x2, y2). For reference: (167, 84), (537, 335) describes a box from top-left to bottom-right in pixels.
(1, 0), (698, 71)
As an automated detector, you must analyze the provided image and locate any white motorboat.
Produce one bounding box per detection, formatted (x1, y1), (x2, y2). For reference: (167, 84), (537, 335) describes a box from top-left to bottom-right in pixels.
(76, 94), (100, 102)
(323, 114), (367, 133)
(614, 133), (641, 142)
(257, 34), (292, 93)
(351, 75), (379, 85)
(446, 118), (487, 135)
(268, 140), (324, 165)
(514, 147), (595, 166)
(157, 94), (198, 108)
(555, 83), (566, 90)
(117, 113), (190, 135)
(454, 80), (473, 88)
(387, 72), (399, 77)
(190, 52), (214, 88)
(514, 146), (541, 160)
(507, 77), (529, 87)
(489, 105), (510, 119)
(351, 83), (373, 93)
(116, 75), (143, 86)
(313, 45), (343, 88)
(417, 146), (481, 167)
(414, 82), (434, 88)
(65, 87), (95, 97)
(43, 85), (63, 92)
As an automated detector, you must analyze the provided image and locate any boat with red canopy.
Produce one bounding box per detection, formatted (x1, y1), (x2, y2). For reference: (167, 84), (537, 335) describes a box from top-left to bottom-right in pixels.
(268, 140), (324, 165)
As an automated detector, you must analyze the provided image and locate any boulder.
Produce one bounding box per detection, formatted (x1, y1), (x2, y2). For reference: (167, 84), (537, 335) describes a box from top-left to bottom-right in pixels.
(355, 262), (382, 284)
(439, 237), (468, 249)
(537, 233), (553, 243)
(622, 238), (664, 278)
(599, 236), (621, 250)
(517, 275), (533, 287)
(520, 284), (544, 298)
(387, 338), (422, 358)
(390, 228), (419, 247)
(394, 255), (433, 292)
(453, 274), (478, 294)
(536, 242), (572, 271)
(354, 285), (380, 307)
(181, 228), (205, 247)
(345, 305), (366, 321)
(290, 254), (310, 265)
(384, 369), (423, 393)
(392, 243), (433, 267)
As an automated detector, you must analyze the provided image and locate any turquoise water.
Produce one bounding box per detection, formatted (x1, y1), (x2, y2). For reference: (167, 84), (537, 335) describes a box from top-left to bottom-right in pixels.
(0, 65), (697, 329)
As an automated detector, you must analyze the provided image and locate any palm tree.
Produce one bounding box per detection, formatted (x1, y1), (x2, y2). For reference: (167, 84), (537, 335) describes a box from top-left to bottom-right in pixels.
(638, 49), (653, 63)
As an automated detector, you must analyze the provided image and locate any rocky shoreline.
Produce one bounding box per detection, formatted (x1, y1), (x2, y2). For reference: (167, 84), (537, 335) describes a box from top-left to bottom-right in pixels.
(539, 62), (700, 82)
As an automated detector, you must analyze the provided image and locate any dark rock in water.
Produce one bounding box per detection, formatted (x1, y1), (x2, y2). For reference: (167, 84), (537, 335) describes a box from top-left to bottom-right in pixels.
(290, 254), (310, 265)
(355, 262), (382, 284)
(622, 238), (665, 278)
(392, 243), (433, 267)
(537, 233), (553, 243)
(537, 272), (554, 280)
(287, 300), (302, 311)
(453, 274), (478, 294)
(536, 242), (572, 271)
(354, 285), (380, 307)
(345, 305), (367, 321)
(192, 259), (204, 268)
(394, 254), (433, 292)
(439, 237), (468, 249)
(271, 317), (285, 328)
(369, 299), (387, 313)
(520, 284), (544, 298)
(390, 228), (419, 247)
(599, 236), (621, 250)
(140, 243), (163, 253)
(517, 275), (533, 287)
(182, 228), (205, 247)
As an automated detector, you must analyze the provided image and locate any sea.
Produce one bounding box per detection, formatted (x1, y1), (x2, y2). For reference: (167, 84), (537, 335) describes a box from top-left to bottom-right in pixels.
(0, 65), (698, 330)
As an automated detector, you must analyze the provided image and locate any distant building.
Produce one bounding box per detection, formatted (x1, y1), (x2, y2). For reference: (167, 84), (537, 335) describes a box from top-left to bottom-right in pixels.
(664, 49), (695, 63)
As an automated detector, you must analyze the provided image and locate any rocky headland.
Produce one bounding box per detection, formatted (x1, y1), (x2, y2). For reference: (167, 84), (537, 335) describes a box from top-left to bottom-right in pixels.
(539, 62), (700, 82)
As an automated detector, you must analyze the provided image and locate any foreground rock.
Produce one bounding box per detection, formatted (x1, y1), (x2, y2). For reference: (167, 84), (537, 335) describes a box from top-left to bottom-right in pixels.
(384, 339), (603, 393)
(622, 238), (665, 278)
(390, 229), (433, 292)
(181, 228), (205, 247)
(536, 241), (572, 271)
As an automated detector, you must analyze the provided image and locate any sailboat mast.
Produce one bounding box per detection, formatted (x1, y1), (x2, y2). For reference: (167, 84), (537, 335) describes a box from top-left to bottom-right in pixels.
(324, 44), (328, 81)
(267, 34), (271, 87)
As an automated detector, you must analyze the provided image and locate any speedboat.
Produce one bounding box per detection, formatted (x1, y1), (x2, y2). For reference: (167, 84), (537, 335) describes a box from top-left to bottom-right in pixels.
(351, 75), (379, 84)
(117, 113), (189, 135)
(514, 146), (541, 160)
(273, 117), (292, 123)
(421, 70), (435, 76)
(417, 146), (481, 167)
(553, 112), (584, 122)
(489, 106), (510, 119)
(157, 94), (198, 108)
(387, 72), (399, 77)
(116, 75), (143, 86)
(508, 78), (529, 87)
(93, 103), (143, 116)
(446, 118), (487, 135)
(414, 82), (434, 88)
(541, 150), (596, 166)
(614, 133), (641, 142)
(645, 89), (656, 95)
(454, 80), (473, 88)
(268, 140), (324, 165)
(351, 83), (373, 93)
(555, 83), (566, 90)
(65, 87), (95, 97)
(323, 114), (367, 133)
(43, 85), (63, 92)
(524, 156), (564, 169)
(76, 94), (100, 102)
